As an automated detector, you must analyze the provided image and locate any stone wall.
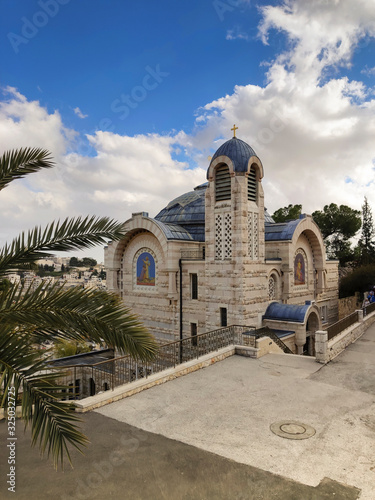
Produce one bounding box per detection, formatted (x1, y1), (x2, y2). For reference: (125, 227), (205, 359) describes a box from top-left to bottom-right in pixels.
(315, 310), (375, 363)
(255, 336), (284, 357)
(338, 295), (361, 319)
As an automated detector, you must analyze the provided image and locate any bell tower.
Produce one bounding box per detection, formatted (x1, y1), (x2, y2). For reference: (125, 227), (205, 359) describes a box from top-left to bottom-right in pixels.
(204, 128), (268, 330)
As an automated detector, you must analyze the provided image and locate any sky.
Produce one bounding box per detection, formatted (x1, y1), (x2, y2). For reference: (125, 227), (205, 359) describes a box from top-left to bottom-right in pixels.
(1, 0), (375, 263)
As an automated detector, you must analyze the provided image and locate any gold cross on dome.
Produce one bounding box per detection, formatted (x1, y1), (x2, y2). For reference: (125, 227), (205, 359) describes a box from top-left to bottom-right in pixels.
(231, 124), (238, 138)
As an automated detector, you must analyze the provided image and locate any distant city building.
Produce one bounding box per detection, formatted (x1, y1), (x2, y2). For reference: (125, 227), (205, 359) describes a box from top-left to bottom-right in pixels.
(6, 273), (21, 285)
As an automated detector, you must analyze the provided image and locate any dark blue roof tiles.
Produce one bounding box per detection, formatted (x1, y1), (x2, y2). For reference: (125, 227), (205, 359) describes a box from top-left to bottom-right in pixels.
(208, 137), (258, 177)
(265, 219), (301, 241)
(153, 220), (194, 241)
(263, 302), (310, 323)
(154, 185), (206, 241)
(155, 186), (206, 225)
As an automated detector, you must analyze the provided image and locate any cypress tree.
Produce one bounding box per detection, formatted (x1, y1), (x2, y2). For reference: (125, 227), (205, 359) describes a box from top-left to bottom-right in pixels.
(359, 196), (375, 265)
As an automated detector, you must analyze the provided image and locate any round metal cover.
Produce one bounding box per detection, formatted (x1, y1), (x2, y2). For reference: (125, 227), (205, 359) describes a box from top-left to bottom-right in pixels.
(270, 421), (316, 440)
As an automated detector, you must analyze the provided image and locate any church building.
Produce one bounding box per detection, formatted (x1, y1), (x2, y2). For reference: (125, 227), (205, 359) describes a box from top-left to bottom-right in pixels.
(105, 130), (339, 355)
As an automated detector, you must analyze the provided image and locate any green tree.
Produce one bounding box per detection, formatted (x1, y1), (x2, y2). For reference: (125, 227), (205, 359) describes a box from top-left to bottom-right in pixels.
(357, 197), (375, 265)
(37, 264), (46, 277)
(69, 256), (79, 267)
(312, 203), (361, 265)
(339, 264), (375, 298)
(54, 339), (91, 358)
(272, 204), (302, 223)
(0, 148), (158, 469)
(82, 257), (97, 267)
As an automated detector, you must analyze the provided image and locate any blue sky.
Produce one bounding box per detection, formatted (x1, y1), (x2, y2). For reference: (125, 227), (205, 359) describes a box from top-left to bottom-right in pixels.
(2, 1), (274, 139)
(1, 0), (375, 262)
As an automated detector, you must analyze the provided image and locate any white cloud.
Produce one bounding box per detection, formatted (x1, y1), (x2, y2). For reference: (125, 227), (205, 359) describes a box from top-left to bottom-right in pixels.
(258, 0), (375, 84)
(190, 0), (375, 216)
(1, 0), (375, 262)
(361, 65), (375, 76)
(0, 86), (76, 158)
(0, 90), (206, 261)
(226, 29), (249, 41)
(73, 106), (88, 119)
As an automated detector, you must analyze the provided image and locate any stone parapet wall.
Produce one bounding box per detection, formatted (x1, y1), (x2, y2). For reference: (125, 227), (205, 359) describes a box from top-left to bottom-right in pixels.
(315, 310), (375, 363)
(74, 346), (236, 413)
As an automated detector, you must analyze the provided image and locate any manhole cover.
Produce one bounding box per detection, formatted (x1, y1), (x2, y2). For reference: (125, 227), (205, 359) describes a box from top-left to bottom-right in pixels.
(270, 421), (316, 440)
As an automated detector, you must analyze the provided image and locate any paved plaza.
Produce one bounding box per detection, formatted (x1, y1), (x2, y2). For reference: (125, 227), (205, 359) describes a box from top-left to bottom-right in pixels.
(2, 324), (375, 499)
(97, 324), (375, 499)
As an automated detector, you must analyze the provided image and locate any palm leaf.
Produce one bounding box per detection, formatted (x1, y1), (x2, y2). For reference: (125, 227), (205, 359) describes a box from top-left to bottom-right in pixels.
(0, 147), (158, 469)
(0, 148), (54, 191)
(0, 216), (126, 275)
(0, 282), (158, 360)
(0, 324), (89, 468)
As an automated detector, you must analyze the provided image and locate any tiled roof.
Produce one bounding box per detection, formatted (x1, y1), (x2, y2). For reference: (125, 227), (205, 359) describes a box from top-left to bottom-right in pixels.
(265, 217), (305, 241)
(153, 219), (195, 241)
(155, 184), (207, 241)
(263, 302), (311, 323)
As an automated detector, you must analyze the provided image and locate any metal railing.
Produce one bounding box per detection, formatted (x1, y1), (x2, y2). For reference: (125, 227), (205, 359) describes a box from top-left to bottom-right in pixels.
(327, 311), (359, 341)
(55, 325), (253, 400)
(363, 301), (375, 317)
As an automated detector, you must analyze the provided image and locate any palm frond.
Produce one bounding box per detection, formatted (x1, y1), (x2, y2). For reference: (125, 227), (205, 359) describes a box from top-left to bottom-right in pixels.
(0, 325), (89, 468)
(0, 147), (157, 468)
(0, 216), (125, 275)
(0, 148), (54, 191)
(0, 281), (158, 360)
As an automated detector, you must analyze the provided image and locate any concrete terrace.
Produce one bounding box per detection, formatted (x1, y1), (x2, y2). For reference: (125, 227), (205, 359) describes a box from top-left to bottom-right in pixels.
(2, 324), (375, 499)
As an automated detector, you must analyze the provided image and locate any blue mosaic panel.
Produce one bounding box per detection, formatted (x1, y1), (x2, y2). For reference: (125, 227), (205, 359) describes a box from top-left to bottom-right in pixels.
(137, 252), (155, 286)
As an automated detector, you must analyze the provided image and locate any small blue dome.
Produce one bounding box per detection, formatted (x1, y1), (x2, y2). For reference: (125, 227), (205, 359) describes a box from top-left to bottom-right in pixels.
(207, 137), (258, 178)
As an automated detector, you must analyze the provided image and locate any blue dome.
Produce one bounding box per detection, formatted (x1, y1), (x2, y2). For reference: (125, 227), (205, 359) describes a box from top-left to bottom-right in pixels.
(155, 182), (272, 242)
(154, 183), (207, 242)
(207, 137), (258, 178)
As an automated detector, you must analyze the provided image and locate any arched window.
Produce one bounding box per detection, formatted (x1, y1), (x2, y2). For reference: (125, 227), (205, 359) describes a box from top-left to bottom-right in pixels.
(247, 165), (257, 201)
(294, 249), (308, 287)
(215, 165), (231, 201)
(268, 275), (276, 300)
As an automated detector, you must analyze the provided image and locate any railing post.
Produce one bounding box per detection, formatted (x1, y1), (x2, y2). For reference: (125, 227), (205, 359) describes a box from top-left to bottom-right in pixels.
(315, 330), (328, 364)
(357, 309), (364, 322)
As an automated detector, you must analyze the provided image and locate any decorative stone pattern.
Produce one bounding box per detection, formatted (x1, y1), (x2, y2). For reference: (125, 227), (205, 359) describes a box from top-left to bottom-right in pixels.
(254, 212), (259, 259)
(247, 212), (259, 260)
(224, 213), (232, 259)
(215, 212), (232, 260)
(247, 212), (253, 259)
(215, 213), (223, 260)
(268, 275), (275, 300)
